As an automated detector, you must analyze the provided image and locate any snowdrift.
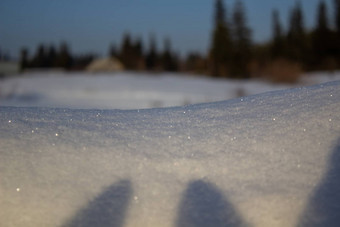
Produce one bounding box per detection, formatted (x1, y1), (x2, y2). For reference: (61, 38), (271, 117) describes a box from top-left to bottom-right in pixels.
(0, 81), (339, 227)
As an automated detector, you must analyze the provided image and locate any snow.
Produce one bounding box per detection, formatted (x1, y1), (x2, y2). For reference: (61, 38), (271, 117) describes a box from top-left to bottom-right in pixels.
(0, 77), (339, 226)
(1, 71), (340, 110)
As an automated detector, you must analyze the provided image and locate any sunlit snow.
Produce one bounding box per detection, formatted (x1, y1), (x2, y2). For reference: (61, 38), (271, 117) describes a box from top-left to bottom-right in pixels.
(0, 73), (340, 226)
(0, 71), (339, 109)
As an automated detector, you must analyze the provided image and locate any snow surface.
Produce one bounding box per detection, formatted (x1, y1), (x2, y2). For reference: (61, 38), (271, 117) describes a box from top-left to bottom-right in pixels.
(1, 71), (340, 110)
(0, 80), (339, 227)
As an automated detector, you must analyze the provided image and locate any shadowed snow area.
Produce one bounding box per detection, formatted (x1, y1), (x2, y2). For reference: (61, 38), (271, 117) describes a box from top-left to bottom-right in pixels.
(0, 81), (339, 227)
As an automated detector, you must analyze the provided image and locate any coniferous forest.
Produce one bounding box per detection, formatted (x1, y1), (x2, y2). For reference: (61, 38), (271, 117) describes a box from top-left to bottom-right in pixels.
(13, 0), (340, 82)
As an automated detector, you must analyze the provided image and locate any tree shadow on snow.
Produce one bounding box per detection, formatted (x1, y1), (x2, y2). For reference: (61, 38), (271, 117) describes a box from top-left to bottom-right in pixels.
(63, 180), (132, 227)
(298, 139), (340, 227)
(176, 180), (246, 227)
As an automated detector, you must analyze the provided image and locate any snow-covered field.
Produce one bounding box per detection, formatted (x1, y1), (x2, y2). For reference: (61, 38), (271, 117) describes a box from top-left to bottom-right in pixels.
(0, 71), (339, 109)
(0, 72), (340, 226)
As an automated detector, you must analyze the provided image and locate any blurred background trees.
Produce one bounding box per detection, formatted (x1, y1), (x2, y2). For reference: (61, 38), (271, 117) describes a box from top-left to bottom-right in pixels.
(17, 0), (340, 82)
(230, 0), (252, 78)
(210, 0), (232, 77)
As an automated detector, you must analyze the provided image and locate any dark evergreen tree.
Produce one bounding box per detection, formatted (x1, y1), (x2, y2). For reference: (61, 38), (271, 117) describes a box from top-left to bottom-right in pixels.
(119, 33), (134, 69)
(317, 0), (329, 31)
(185, 52), (207, 74)
(109, 43), (118, 58)
(73, 53), (95, 70)
(47, 45), (57, 68)
(313, 0), (332, 68)
(133, 37), (145, 70)
(335, 0), (340, 33)
(334, 0), (340, 66)
(286, 1), (308, 64)
(118, 34), (146, 70)
(134, 37), (143, 58)
(161, 38), (177, 72)
(20, 48), (29, 71)
(56, 42), (72, 69)
(32, 44), (47, 68)
(146, 34), (159, 71)
(271, 9), (285, 58)
(215, 0), (226, 25)
(231, 0), (252, 78)
(210, 0), (232, 77)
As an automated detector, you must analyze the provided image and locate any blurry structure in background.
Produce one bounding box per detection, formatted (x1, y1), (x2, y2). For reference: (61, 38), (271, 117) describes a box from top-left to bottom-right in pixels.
(86, 57), (124, 73)
(0, 61), (19, 78)
(0, 49), (19, 77)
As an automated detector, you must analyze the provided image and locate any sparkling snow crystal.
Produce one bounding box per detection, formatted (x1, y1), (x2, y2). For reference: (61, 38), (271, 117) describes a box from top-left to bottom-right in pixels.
(0, 81), (339, 227)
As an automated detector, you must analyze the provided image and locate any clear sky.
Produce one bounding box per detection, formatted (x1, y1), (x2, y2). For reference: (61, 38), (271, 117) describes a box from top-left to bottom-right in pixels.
(0, 0), (336, 59)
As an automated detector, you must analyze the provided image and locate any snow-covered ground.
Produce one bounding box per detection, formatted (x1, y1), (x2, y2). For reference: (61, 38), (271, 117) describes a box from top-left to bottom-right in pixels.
(0, 72), (340, 226)
(0, 71), (339, 109)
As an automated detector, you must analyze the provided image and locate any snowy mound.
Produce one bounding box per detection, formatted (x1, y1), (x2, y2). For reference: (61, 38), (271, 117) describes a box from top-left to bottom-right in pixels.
(1, 81), (339, 227)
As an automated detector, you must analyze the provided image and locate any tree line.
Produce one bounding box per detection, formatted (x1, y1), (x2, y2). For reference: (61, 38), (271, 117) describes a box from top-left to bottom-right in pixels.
(19, 42), (95, 71)
(18, 0), (340, 81)
(109, 34), (179, 72)
(209, 0), (340, 80)
(19, 35), (180, 72)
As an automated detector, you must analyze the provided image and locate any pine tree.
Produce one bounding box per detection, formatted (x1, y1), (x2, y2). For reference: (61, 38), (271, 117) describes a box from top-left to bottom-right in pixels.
(134, 38), (143, 58)
(20, 48), (29, 71)
(231, 0), (252, 78)
(119, 33), (133, 69)
(335, 0), (340, 33)
(47, 45), (57, 68)
(109, 44), (118, 58)
(210, 0), (232, 77)
(161, 38), (177, 72)
(118, 34), (145, 70)
(286, 1), (307, 64)
(146, 34), (158, 71)
(133, 37), (145, 70)
(215, 0), (226, 26)
(271, 9), (285, 58)
(313, 0), (331, 67)
(334, 0), (340, 66)
(317, 0), (329, 31)
(56, 42), (72, 69)
(32, 44), (47, 68)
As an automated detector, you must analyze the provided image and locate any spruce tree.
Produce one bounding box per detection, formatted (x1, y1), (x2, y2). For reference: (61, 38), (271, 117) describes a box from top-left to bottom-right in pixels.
(120, 33), (133, 69)
(313, 0), (331, 67)
(271, 9), (285, 58)
(231, 0), (252, 78)
(20, 48), (29, 71)
(334, 0), (340, 66)
(215, 0), (225, 25)
(109, 44), (118, 58)
(287, 1), (307, 64)
(134, 37), (145, 70)
(47, 45), (57, 68)
(32, 44), (47, 68)
(335, 0), (340, 33)
(56, 42), (72, 69)
(317, 0), (329, 31)
(134, 38), (143, 58)
(161, 38), (177, 72)
(210, 0), (232, 77)
(146, 34), (158, 71)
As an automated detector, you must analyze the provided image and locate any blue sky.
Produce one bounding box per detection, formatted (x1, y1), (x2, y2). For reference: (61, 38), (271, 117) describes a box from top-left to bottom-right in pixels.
(0, 0), (336, 58)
